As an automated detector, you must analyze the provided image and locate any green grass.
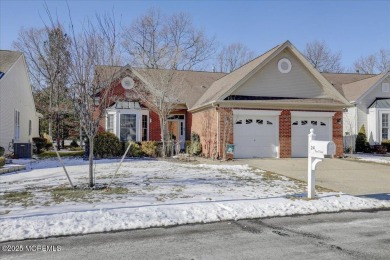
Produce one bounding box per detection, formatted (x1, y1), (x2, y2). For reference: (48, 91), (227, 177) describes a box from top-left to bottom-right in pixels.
(50, 185), (129, 204)
(0, 191), (34, 207)
(38, 150), (85, 159)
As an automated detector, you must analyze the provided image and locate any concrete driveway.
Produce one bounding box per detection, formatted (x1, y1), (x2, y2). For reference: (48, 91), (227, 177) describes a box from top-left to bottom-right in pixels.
(237, 158), (390, 196)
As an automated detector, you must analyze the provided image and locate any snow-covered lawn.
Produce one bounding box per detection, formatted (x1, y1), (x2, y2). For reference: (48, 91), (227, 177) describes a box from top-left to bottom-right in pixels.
(348, 153), (390, 164)
(1, 158), (389, 242)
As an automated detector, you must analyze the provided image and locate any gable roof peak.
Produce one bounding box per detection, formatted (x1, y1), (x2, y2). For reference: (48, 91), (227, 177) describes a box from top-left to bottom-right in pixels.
(191, 40), (351, 111)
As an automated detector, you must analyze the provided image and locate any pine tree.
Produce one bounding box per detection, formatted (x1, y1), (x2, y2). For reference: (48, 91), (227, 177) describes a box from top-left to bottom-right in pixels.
(355, 125), (367, 152)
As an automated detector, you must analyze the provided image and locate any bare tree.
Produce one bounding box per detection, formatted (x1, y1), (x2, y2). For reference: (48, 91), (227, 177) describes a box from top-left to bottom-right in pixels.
(304, 40), (344, 73)
(201, 110), (214, 157)
(378, 49), (390, 72)
(216, 43), (255, 72)
(122, 8), (215, 70)
(343, 110), (356, 155)
(134, 68), (184, 157)
(220, 109), (233, 160)
(353, 49), (390, 74)
(353, 54), (377, 74)
(68, 13), (122, 187)
(122, 8), (215, 157)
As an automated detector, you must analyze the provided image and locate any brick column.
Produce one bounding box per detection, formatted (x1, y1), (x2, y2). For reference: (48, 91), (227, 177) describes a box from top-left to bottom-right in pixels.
(279, 110), (291, 158)
(333, 111), (343, 157)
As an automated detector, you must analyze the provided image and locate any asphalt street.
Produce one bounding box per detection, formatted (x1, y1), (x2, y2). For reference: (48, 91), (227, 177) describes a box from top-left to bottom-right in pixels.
(1, 210), (389, 260)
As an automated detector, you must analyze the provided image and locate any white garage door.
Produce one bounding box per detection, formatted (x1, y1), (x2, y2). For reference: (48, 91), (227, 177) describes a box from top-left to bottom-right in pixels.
(234, 114), (278, 158)
(291, 114), (333, 157)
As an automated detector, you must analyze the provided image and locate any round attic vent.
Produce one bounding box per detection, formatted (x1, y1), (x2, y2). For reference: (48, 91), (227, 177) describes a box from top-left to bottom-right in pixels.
(278, 58), (292, 73)
(121, 77), (134, 89)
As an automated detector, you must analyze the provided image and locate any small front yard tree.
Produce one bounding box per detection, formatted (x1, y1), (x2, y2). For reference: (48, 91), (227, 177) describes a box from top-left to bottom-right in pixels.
(68, 13), (122, 187)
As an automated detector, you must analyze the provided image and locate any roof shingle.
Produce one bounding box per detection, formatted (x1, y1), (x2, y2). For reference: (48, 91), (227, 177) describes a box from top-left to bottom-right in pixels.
(0, 50), (22, 76)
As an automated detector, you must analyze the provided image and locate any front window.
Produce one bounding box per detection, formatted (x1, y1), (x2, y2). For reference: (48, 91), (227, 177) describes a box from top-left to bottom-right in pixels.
(382, 114), (389, 140)
(106, 114), (114, 133)
(142, 115), (148, 141)
(14, 110), (20, 140)
(120, 114), (136, 142)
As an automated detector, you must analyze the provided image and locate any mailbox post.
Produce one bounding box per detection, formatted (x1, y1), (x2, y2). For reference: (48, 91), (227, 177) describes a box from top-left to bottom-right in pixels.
(307, 129), (336, 199)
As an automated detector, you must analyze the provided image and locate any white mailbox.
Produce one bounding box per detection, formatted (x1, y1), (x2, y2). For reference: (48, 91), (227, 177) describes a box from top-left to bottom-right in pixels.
(309, 140), (336, 158)
(307, 129), (336, 199)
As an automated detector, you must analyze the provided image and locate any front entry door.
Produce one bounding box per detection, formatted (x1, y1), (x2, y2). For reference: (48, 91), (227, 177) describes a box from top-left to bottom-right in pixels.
(167, 117), (186, 150)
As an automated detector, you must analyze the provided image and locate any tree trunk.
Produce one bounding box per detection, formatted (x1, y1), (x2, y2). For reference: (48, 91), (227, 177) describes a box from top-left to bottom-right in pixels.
(56, 111), (60, 150)
(89, 137), (94, 187)
(160, 118), (166, 158)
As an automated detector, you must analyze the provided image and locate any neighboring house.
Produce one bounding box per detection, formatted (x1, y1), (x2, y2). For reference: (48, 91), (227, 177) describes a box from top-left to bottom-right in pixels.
(99, 41), (351, 158)
(0, 50), (41, 153)
(323, 72), (390, 150)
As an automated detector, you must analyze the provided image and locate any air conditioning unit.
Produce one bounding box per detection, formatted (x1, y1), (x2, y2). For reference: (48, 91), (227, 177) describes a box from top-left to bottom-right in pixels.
(14, 143), (32, 159)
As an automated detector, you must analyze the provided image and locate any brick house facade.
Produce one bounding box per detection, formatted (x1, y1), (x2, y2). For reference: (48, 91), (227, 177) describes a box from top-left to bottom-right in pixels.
(98, 41), (350, 158)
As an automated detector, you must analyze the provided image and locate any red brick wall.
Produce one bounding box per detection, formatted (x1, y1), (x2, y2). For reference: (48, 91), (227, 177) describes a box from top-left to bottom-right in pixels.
(191, 108), (218, 158)
(332, 111), (343, 157)
(279, 110), (291, 158)
(218, 108), (234, 159)
(149, 110), (161, 141)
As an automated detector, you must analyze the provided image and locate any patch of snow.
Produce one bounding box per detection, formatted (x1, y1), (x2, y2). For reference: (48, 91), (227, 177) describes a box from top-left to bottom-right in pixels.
(350, 154), (390, 164)
(1, 159), (389, 242)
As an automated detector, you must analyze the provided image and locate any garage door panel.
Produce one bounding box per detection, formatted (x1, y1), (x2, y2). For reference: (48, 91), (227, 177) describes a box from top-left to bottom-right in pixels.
(234, 115), (278, 158)
(291, 117), (331, 157)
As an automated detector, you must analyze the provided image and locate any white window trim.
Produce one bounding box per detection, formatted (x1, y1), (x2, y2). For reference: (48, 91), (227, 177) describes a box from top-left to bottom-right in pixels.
(14, 110), (20, 141)
(382, 82), (390, 93)
(106, 108), (149, 142)
(379, 110), (390, 142)
(106, 113), (115, 134)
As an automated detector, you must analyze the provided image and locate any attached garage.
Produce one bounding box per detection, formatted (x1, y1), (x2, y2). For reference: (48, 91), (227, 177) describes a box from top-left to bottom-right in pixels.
(233, 110), (280, 158)
(291, 112), (334, 157)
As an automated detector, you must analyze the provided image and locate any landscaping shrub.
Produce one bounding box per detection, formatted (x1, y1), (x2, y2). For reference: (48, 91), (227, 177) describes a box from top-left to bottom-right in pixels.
(32, 137), (46, 154)
(355, 125), (368, 152)
(93, 132), (122, 158)
(141, 141), (158, 157)
(185, 141), (191, 153)
(381, 140), (390, 152)
(188, 132), (202, 155)
(38, 150), (85, 159)
(126, 142), (144, 157)
(0, 146), (4, 157)
(0, 157), (5, 167)
(45, 142), (53, 151)
(70, 139), (79, 148)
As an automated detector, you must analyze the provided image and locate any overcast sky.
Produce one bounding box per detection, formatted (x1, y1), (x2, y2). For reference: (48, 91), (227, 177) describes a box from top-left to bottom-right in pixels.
(1, 0), (389, 71)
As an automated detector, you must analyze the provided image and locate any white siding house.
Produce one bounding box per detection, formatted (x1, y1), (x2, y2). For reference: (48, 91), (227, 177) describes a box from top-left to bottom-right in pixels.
(0, 50), (41, 152)
(323, 72), (390, 151)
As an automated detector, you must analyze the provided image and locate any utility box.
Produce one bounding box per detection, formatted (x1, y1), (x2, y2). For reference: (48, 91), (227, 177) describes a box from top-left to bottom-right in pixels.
(14, 143), (32, 159)
(309, 140), (335, 158)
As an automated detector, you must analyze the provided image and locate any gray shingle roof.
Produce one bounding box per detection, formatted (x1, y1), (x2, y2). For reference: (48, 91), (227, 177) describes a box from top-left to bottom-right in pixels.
(0, 50), (22, 77)
(321, 72), (378, 99)
(95, 65), (226, 108)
